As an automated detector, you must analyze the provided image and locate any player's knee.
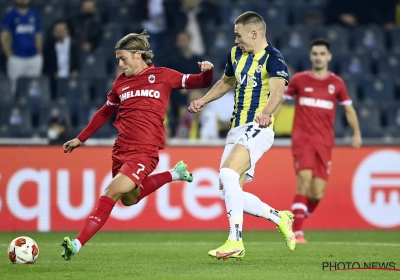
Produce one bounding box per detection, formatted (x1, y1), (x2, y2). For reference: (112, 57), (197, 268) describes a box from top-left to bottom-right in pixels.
(120, 196), (137, 206)
(219, 168), (240, 189)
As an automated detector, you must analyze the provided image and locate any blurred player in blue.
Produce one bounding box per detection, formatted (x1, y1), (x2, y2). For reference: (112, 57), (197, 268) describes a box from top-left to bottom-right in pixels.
(189, 11), (296, 260)
(1, 0), (42, 93)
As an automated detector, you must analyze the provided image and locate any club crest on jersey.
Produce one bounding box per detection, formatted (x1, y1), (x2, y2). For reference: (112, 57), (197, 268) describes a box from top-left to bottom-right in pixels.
(256, 64), (263, 73)
(148, 75), (155, 83)
(328, 84), (335, 94)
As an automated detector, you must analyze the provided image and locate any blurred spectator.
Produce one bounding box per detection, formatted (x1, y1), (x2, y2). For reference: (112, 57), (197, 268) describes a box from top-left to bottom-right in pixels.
(137, 0), (166, 53)
(174, 89), (204, 138)
(9, 107), (23, 137)
(165, 31), (204, 133)
(47, 116), (70, 145)
(1, 0), (43, 93)
(164, 0), (220, 56)
(201, 90), (235, 139)
(43, 19), (79, 79)
(325, 0), (399, 30)
(68, 0), (103, 53)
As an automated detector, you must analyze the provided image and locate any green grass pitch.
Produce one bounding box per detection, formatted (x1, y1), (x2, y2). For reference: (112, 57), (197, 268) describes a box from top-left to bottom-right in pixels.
(0, 231), (399, 280)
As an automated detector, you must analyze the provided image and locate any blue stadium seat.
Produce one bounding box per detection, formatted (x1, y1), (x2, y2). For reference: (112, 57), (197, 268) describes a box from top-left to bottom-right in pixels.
(16, 77), (51, 115)
(280, 27), (312, 55)
(376, 53), (400, 79)
(337, 54), (372, 77)
(0, 76), (13, 105)
(55, 78), (90, 105)
(360, 77), (395, 103)
(281, 52), (307, 73)
(254, 3), (289, 27)
(76, 103), (117, 138)
(99, 23), (123, 74)
(383, 104), (400, 137)
(313, 25), (350, 55)
(342, 77), (360, 103)
(63, 0), (80, 17)
(38, 3), (64, 33)
(354, 104), (384, 138)
(99, 23), (123, 55)
(389, 27), (400, 53)
(37, 102), (72, 133)
(290, 2), (326, 26)
(352, 25), (385, 54)
(220, 3), (252, 25)
(79, 53), (107, 79)
(0, 104), (33, 137)
(334, 106), (346, 137)
(93, 77), (115, 103)
(103, 2), (138, 26)
(207, 25), (235, 70)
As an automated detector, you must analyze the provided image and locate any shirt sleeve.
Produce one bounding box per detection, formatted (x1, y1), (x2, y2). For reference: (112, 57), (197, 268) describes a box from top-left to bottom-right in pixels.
(165, 68), (186, 89)
(266, 53), (290, 85)
(337, 78), (352, 106)
(224, 52), (234, 77)
(283, 74), (297, 100)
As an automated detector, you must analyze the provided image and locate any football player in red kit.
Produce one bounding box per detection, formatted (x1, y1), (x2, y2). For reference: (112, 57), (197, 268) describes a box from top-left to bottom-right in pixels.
(279, 38), (362, 243)
(60, 30), (214, 260)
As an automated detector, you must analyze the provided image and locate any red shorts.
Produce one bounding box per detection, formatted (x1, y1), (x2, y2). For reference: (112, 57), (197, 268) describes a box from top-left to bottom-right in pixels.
(292, 143), (332, 180)
(112, 138), (159, 186)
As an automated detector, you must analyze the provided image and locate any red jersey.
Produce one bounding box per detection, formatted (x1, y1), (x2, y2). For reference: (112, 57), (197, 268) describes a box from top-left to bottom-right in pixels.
(107, 65), (191, 149)
(284, 71), (351, 147)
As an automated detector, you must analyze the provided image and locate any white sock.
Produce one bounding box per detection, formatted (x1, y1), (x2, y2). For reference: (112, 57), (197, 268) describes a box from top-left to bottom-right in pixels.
(169, 170), (180, 181)
(74, 239), (82, 253)
(243, 191), (281, 224)
(219, 168), (243, 241)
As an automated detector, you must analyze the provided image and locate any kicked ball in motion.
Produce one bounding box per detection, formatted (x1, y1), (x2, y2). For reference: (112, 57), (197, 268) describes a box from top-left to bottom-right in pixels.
(8, 236), (39, 264)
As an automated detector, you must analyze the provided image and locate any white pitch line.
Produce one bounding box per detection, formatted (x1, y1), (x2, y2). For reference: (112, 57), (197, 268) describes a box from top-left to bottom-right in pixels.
(2, 241), (398, 247)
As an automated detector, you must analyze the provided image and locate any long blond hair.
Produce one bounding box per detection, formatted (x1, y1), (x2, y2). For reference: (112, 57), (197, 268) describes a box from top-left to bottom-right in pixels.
(115, 30), (154, 65)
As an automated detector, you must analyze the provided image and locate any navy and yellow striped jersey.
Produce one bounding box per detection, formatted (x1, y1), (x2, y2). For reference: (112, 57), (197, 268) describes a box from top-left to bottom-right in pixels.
(224, 44), (290, 129)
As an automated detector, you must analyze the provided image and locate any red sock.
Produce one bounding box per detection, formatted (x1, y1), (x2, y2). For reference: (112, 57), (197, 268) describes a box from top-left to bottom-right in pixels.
(76, 196), (115, 246)
(136, 171), (172, 203)
(307, 198), (319, 215)
(292, 194), (308, 233)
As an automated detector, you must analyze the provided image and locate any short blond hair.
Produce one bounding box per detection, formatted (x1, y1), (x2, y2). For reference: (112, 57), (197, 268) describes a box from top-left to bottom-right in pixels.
(234, 11), (266, 35)
(115, 30), (154, 65)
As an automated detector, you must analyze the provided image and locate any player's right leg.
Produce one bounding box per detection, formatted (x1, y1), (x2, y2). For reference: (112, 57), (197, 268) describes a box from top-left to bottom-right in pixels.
(61, 174), (136, 260)
(208, 143), (250, 259)
(291, 169), (313, 243)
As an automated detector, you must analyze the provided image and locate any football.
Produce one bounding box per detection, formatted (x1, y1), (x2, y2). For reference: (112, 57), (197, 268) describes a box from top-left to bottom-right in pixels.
(8, 236), (39, 264)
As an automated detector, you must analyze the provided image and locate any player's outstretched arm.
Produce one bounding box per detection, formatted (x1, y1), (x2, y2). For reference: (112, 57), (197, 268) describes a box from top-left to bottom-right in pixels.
(184, 61), (214, 90)
(188, 74), (235, 113)
(255, 78), (286, 128)
(343, 105), (362, 148)
(63, 103), (117, 153)
(63, 138), (83, 153)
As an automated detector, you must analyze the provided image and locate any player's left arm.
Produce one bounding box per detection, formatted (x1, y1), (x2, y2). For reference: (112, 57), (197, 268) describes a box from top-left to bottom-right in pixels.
(343, 105), (362, 148)
(34, 12), (42, 54)
(338, 78), (362, 148)
(167, 61), (214, 90)
(255, 53), (289, 128)
(35, 32), (43, 54)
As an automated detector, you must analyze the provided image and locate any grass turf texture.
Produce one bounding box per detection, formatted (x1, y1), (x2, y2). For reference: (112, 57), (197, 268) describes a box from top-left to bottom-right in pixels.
(0, 231), (399, 280)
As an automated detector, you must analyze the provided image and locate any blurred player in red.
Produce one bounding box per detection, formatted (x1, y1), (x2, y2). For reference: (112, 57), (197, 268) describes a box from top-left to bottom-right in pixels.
(279, 38), (362, 243)
(60, 30), (214, 260)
